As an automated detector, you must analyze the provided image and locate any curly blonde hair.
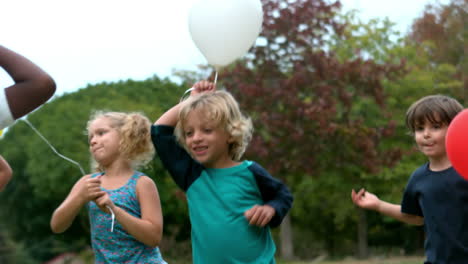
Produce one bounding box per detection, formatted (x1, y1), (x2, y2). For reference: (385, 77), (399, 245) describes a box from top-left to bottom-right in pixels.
(175, 90), (253, 161)
(87, 111), (155, 172)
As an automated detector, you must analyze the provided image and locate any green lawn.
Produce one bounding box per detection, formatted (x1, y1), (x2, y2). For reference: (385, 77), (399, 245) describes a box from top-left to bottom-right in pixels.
(278, 256), (425, 264)
(167, 256), (425, 264)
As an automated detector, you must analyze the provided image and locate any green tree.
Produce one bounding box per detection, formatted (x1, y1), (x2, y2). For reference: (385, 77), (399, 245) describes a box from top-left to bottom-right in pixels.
(216, 0), (407, 259)
(408, 0), (466, 102)
(330, 2), (464, 257)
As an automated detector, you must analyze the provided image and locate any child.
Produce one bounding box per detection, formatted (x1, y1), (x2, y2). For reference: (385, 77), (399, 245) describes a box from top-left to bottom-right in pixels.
(152, 81), (293, 264)
(351, 95), (468, 264)
(0, 155), (12, 191)
(0, 45), (56, 129)
(50, 111), (166, 264)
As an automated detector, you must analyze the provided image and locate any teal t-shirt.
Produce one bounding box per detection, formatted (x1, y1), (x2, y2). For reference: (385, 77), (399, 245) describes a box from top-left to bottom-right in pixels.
(188, 162), (276, 263)
(152, 125), (293, 264)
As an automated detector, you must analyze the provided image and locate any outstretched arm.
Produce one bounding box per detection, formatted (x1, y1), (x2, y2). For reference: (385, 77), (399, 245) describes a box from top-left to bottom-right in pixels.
(154, 80), (215, 126)
(351, 188), (424, 226)
(0, 155), (12, 191)
(0, 46), (56, 120)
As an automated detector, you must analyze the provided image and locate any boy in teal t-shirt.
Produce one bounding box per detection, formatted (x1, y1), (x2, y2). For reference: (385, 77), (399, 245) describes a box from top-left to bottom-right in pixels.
(152, 81), (293, 263)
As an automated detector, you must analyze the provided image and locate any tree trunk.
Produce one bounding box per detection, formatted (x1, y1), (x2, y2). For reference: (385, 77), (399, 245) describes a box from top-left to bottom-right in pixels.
(280, 213), (294, 260)
(357, 208), (369, 259)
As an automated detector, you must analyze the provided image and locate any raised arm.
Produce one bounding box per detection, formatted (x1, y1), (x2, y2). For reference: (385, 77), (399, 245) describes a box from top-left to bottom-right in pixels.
(0, 46), (56, 120)
(154, 80), (216, 126)
(0, 155), (12, 191)
(351, 188), (424, 226)
(154, 102), (183, 127)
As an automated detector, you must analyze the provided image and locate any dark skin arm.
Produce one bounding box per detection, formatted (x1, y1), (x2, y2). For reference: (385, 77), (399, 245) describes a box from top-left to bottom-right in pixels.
(0, 46), (56, 119)
(0, 155), (12, 191)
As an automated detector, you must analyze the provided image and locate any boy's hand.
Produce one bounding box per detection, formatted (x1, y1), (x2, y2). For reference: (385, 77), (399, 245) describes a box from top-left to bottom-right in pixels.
(191, 80), (216, 95)
(351, 188), (380, 211)
(244, 204), (276, 227)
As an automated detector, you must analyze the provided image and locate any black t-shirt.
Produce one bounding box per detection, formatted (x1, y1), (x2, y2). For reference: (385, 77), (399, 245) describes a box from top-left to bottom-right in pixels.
(401, 163), (468, 264)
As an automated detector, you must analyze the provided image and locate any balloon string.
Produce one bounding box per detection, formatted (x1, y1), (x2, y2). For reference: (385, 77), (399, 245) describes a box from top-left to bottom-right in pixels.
(180, 87), (194, 102)
(180, 71), (217, 101)
(22, 118), (115, 232)
(108, 206), (115, 232)
(22, 119), (86, 175)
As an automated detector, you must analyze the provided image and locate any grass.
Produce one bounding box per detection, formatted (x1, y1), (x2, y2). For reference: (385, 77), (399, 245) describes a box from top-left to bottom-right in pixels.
(277, 256), (425, 264)
(166, 256), (425, 264)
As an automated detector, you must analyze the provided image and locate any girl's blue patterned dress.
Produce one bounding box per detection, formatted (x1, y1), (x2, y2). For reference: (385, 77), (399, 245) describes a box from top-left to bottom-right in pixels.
(88, 171), (167, 264)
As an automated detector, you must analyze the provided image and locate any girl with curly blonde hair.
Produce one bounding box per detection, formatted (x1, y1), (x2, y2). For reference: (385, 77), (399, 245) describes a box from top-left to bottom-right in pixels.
(51, 111), (166, 264)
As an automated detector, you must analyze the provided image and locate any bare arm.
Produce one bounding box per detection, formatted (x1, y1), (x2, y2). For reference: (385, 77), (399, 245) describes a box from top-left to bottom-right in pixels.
(0, 155), (12, 191)
(154, 80), (216, 126)
(154, 103), (182, 127)
(0, 46), (56, 119)
(351, 188), (424, 226)
(50, 175), (105, 233)
(95, 176), (163, 247)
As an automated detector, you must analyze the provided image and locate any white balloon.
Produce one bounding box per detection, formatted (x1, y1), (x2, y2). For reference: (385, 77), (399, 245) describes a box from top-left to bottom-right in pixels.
(188, 0), (263, 69)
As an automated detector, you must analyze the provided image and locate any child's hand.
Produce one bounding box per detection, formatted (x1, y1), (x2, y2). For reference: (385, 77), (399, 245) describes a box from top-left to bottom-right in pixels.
(77, 175), (106, 203)
(191, 80), (216, 95)
(351, 188), (380, 210)
(94, 192), (116, 214)
(244, 204), (276, 227)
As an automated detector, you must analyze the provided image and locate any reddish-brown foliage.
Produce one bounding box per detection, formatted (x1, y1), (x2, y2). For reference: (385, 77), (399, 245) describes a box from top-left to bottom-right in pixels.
(219, 0), (407, 180)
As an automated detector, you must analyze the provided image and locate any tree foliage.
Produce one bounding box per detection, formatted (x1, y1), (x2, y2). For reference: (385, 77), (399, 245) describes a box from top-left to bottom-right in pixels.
(0, 0), (464, 261)
(409, 0), (466, 68)
(217, 0), (408, 255)
(408, 0), (466, 101)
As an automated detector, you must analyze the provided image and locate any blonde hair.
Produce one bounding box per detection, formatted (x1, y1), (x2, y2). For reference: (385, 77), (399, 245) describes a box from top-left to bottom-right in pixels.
(87, 111), (155, 172)
(175, 90), (253, 161)
(406, 95), (463, 134)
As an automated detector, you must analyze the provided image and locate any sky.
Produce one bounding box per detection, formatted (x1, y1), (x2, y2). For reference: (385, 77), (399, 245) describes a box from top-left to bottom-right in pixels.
(0, 0), (447, 96)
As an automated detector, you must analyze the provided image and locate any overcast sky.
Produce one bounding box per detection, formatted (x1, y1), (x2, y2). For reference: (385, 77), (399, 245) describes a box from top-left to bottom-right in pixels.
(0, 0), (446, 96)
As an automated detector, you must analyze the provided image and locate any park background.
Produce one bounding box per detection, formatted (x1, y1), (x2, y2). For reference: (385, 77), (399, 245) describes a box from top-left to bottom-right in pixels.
(0, 0), (465, 263)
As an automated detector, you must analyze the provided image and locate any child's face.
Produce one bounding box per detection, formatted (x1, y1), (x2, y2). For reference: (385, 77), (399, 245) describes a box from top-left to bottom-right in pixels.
(88, 117), (122, 167)
(183, 109), (233, 168)
(414, 116), (448, 162)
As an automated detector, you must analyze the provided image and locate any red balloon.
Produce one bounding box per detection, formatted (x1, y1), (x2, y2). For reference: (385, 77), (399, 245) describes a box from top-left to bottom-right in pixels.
(446, 109), (468, 180)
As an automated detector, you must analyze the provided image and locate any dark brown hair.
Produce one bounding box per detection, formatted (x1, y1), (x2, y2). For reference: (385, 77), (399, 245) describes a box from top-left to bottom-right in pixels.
(405, 95), (463, 134)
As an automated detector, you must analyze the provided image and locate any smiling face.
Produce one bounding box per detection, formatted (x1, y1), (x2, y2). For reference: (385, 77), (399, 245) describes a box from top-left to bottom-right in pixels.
(414, 115), (449, 163)
(88, 117), (122, 168)
(182, 109), (233, 168)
